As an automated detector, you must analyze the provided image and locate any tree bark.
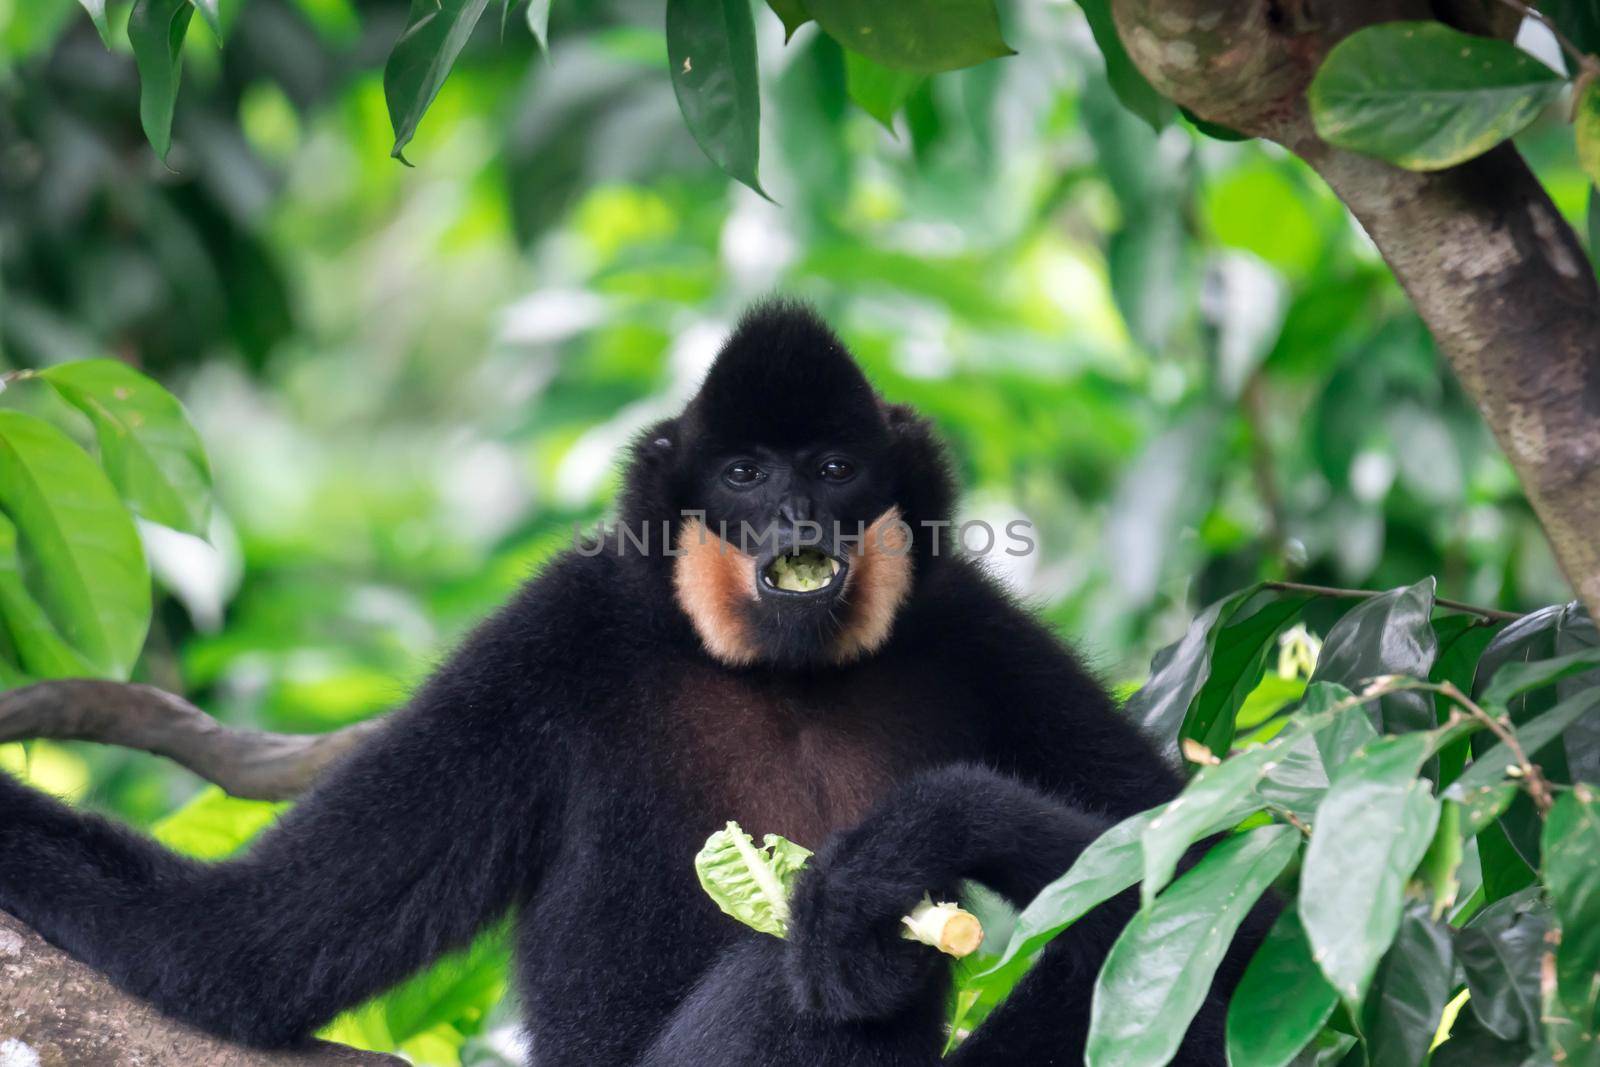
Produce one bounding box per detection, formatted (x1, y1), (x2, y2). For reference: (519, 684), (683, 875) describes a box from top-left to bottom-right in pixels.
(0, 680), (384, 801)
(0, 912), (402, 1067)
(1111, 0), (1600, 620)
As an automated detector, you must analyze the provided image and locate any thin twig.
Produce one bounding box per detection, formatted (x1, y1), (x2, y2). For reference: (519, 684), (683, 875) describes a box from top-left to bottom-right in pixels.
(0, 680), (386, 800)
(1261, 580), (1524, 622)
(1438, 679), (1556, 814)
(1492, 0), (1597, 72)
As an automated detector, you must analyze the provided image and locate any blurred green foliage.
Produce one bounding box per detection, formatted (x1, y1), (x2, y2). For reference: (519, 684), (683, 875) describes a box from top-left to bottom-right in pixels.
(3, 0), (1600, 1061)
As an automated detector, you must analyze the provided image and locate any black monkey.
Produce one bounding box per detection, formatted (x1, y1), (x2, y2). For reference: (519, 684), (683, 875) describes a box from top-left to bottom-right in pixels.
(0, 304), (1248, 1065)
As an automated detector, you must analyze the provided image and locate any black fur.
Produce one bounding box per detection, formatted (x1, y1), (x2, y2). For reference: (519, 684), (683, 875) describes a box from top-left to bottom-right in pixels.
(0, 303), (1250, 1065)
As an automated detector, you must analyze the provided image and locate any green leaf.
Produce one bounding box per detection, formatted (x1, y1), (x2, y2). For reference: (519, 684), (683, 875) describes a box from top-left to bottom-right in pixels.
(152, 786), (286, 858)
(1479, 646), (1600, 709)
(1299, 733), (1441, 1003)
(977, 808), (1160, 985)
(382, 928), (510, 1044)
(1361, 902), (1454, 1067)
(1431, 1008), (1539, 1066)
(0, 412), (150, 680)
(667, 0), (768, 197)
(1087, 824), (1300, 1067)
(1123, 586), (1257, 758)
(1183, 593), (1312, 756)
(128, 0), (195, 163)
(1543, 787), (1600, 1014)
(77, 0), (115, 46)
(1310, 578), (1439, 736)
(191, 0), (220, 36)
(1079, 0), (1171, 130)
(1544, 0), (1600, 55)
(1455, 886), (1548, 1043)
(845, 50), (923, 128)
(1443, 687), (1600, 834)
(1226, 909), (1340, 1067)
(41, 359), (212, 537)
(695, 821), (812, 938)
(766, 0), (810, 40)
(383, 0), (494, 163)
(1577, 78), (1600, 191)
(1417, 799), (1464, 918)
(1181, 105), (1249, 141)
(802, 0), (1012, 74)
(1308, 22), (1564, 171)
(0, 514), (97, 679)
(1589, 186), (1599, 278)
(525, 0), (551, 50)
(1142, 689), (1359, 903)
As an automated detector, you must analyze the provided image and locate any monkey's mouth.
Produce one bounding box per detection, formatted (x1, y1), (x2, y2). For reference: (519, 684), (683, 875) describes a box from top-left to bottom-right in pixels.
(761, 547), (843, 595)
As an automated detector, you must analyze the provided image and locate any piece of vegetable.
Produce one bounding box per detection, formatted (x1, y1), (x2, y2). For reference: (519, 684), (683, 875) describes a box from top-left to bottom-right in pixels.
(695, 821), (983, 957)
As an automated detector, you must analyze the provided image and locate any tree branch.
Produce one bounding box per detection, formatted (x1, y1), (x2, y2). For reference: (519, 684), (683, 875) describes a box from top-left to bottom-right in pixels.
(0, 912), (403, 1066)
(0, 680), (385, 801)
(1111, 0), (1600, 625)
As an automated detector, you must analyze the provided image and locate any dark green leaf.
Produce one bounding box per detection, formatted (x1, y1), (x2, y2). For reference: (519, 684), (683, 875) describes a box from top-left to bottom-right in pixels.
(1308, 22), (1563, 171)
(1184, 593), (1312, 755)
(802, 0), (1012, 74)
(1123, 586), (1256, 757)
(1310, 578), (1439, 736)
(1080, 0), (1171, 130)
(1543, 788), (1600, 1014)
(41, 359), (213, 537)
(77, 0), (115, 46)
(1544, 0), (1600, 58)
(0, 412), (150, 679)
(383, 0), (494, 162)
(1444, 687), (1600, 833)
(1455, 886), (1548, 1043)
(1475, 820), (1536, 903)
(1361, 902), (1454, 1067)
(844, 50), (923, 128)
(1226, 909), (1340, 1067)
(128, 0), (195, 163)
(1180, 105), (1249, 141)
(766, 0), (810, 40)
(1087, 825), (1300, 1067)
(1300, 732), (1440, 1002)
(1480, 647), (1600, 709)
(668, 0), (768, 197)
(1431, 998), (1538, 1066)
(1432, 616), (1501, 788)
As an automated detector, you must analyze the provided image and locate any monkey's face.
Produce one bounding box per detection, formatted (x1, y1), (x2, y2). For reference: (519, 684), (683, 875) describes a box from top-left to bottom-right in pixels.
(673, 441), (913, 670)
(627, 304), (950, 669)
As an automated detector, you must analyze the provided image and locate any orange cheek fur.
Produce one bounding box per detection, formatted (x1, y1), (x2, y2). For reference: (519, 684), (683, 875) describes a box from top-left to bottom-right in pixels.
(672, 508), (913, 667)
(673, 519), (762, 667)
(833, 507), (912, 664)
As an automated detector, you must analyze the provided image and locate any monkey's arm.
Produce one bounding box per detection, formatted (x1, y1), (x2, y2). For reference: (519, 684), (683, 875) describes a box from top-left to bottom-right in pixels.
(0, 598), (566, 1047)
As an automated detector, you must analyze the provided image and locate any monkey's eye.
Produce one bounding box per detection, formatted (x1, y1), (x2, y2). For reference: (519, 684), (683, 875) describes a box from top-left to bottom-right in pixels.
(722, 462), (765, 488)
(818, 458), (856, 482)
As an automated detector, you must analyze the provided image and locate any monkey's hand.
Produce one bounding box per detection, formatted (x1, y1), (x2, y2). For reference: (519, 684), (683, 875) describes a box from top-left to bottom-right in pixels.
(783, 763), (1109, 1022)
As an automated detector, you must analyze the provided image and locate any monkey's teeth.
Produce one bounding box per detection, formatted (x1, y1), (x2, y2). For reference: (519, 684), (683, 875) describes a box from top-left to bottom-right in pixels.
(829, 558), (840, 575)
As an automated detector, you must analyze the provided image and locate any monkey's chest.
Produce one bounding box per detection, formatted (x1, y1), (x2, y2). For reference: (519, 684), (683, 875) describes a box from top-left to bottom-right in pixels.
(664, 663), (963, 850)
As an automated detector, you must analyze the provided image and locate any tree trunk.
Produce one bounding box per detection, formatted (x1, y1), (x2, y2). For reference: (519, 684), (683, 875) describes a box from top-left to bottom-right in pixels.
(0, 912), (403, 1067)
(1111, 0), (1600, 620)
